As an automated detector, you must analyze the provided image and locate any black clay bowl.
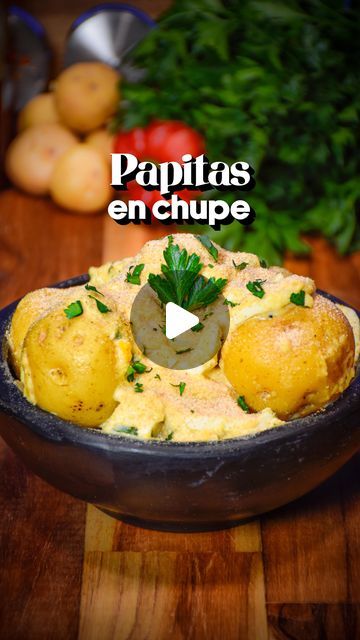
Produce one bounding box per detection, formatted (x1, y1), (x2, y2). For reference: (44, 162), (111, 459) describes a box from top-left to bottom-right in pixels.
(0, 276), (359, 532)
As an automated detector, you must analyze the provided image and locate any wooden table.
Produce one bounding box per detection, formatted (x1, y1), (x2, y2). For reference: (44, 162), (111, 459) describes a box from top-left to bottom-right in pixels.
(0, 190), (359, 640)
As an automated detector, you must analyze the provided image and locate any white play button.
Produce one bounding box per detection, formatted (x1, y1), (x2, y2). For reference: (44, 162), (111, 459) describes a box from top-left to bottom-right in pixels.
(165, 302), (199, 340)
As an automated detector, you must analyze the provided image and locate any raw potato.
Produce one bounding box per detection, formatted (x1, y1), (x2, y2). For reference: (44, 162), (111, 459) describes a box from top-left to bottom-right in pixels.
(5, 124), (78, 195)
(50, 144), (111, 213)
(54, 62), (119, 133)
(222, 295), (355, 419)
(21, 307), (119, 427)
(86, 128), (114, 162)
(18, 93), (60, 131)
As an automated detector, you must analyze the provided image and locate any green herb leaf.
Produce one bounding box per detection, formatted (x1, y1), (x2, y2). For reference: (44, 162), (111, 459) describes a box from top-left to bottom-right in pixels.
(126, 263), (145, 285)
(126, 358), (150, 381)
(88, 295), (111, 313)
(171, 381), (186, 396)
(246, 280), (265, 299)
(148, 242), (226, 311)
(290, 290), (306, 306)
(196, 235), (218, 262)
(233, 261), (248, 271)
(191, 322), (204, 332)
(134, 382), (144, 393)
(237, 396), (250, 413)
(259, 258), (268, 268)
(224, 299), (239, 307)
(165, 431), (174, 441)
(85, 283), (104, 296)
(64, 300), (83, 319)
(115, 426), (138, 436)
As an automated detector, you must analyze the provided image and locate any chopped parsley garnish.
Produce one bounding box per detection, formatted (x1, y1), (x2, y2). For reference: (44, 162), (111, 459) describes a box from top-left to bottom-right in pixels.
(208, 264), (214, 269)
(64, 300), (83, 319)
(259, 258), (268, 268)
(134, 382), (144, 393)
(175, 348), (192, 354)
(114, 328), (122, 339)
(154, 373), (161, 380)
(191, 322), (204, 332)
(115, 426), (138, 436)
(168, 234), (174, 245)
(126, 263), (145, 285)
(224, 299), (239, 307)
(233, 260), (248, 271)
(148, 242), (226, 311)
(85, 283), (104, 296)
(290, 291), (306, 307)
(88, 295), (111, 313)
(203, 311), (213, 320)
(196, 235), (218, 262)
(165, 431), (174, 441)
(237, 396), (250, 413)
(126, 358), (150, 382)
(246, 280), (265, 299)
(171, 381), (186, 396)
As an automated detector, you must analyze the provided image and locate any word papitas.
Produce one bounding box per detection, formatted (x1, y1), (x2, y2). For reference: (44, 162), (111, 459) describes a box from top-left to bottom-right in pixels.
(109, 153), (255, 229)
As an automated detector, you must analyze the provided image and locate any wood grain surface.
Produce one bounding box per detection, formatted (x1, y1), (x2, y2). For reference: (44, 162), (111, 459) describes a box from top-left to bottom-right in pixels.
(0, 190), (359, 640)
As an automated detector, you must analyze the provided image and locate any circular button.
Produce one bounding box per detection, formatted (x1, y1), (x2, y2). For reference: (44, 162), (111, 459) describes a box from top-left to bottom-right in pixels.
(130, 272), (230, 370)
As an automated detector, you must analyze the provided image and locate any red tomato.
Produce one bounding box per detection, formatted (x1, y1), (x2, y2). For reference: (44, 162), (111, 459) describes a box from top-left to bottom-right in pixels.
(144, 120), (205, 163)
(113, 127), (147, 156)
(113, 120), (205, 220)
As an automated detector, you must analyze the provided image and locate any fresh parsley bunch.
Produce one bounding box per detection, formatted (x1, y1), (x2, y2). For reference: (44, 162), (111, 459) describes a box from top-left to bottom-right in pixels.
(148, 241), (227, 310)
(114, 0), (360, 264)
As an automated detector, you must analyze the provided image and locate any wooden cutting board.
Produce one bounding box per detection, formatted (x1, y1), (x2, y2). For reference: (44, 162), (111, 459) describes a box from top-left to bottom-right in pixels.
(0, 190), (359, 640)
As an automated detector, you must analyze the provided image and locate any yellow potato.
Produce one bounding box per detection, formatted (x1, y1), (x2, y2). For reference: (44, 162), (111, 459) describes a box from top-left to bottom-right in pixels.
(222, 295), (355, 419)
(86, 128), (114, 163)
(21, 306), (119, 427)
(18, 93), (60, 131)
(50, 143), (111, 213)
(8, 288), (69, 376)
(5, 124), (78, 195)
(54, 62), (119, 133)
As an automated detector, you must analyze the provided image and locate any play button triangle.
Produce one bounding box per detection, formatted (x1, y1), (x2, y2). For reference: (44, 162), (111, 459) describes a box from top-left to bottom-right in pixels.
(165, 302), (199, 340)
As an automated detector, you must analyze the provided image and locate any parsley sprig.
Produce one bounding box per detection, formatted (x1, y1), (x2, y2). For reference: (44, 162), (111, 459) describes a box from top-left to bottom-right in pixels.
(246, 280), (266, 299)
(64, 300), (83, 319)
(290, 291), (306, 306)
(196, 235), (218, 262)
(126, 263), (145, 285)
(148, 242), (226, 311)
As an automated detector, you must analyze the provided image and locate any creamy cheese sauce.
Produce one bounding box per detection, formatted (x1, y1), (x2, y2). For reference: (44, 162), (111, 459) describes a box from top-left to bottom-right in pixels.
(86, 234), (320, 441)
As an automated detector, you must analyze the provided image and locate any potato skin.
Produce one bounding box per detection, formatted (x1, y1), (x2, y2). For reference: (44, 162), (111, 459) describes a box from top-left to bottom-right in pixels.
(5, 124), (78, 195)
(222, 295), (355, 419)
(49, 144), (111, 213)
(22, 308), (118, 427)
(18, 93), (60, 131)
(54, 62), (119, 133)
(8, 288), (69, 376)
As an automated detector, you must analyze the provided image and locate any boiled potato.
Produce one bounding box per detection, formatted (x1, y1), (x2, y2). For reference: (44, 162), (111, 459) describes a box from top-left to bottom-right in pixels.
(5, 124), (78, 195)
(222, 295), (355, 419)
(50, 143), (111, 213)
(86, 128), (114, 163)
(54, 62), (119, 133)
(18, 93), (60, 131)
(21, 305), (119, 427)
(8, 288), (69, 376)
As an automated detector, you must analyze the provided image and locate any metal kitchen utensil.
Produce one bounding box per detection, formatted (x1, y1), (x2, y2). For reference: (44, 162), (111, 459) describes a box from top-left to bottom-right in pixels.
(8, 5), (51, 112)
(64, 3), (155, 80)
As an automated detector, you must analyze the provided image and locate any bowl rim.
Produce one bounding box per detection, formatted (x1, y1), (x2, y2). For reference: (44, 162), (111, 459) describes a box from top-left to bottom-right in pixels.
(0, 275), (359, 458)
